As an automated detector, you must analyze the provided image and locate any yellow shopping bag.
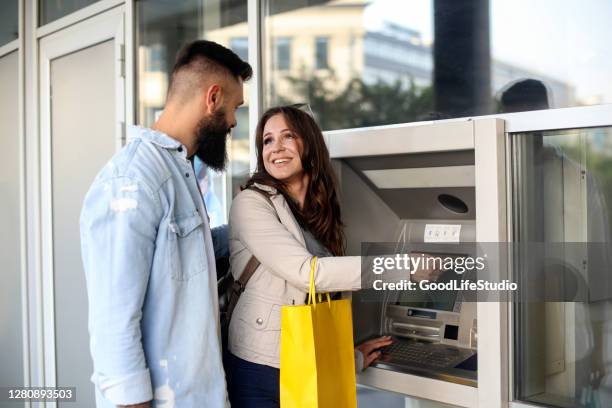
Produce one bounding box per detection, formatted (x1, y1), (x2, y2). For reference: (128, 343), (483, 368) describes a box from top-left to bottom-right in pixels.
(280, 257), (357, 408)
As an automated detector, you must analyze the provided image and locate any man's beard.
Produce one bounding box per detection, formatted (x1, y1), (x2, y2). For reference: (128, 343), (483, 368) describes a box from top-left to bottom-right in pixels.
(194, 109), (230, 172)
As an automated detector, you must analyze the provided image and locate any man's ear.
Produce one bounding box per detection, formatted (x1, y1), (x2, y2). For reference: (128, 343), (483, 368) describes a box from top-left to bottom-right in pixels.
(205, 84), (223, 114)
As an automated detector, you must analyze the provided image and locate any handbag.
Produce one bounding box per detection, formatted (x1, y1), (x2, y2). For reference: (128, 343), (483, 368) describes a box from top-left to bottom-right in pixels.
(280, 257), (357, 408)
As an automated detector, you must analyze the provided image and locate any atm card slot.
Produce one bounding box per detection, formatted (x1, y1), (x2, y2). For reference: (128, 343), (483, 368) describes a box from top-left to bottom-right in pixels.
(391, 322), (440, 341)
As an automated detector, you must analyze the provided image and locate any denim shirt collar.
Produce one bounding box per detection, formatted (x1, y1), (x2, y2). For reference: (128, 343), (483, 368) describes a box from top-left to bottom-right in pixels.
(127, 125), (184, 151)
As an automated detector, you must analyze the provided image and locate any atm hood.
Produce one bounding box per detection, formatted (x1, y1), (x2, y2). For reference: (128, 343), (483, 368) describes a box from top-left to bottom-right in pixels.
(327, 121), (477, 220)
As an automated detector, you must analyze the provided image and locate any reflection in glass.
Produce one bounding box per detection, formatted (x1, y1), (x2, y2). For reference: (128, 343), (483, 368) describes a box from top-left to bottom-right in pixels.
(275, 37), (291, 71)
(513, 127), (612, 407)
(263, 0), (612, 130)
(230, 37), (248, 61)
(39, 0), (101, 26)
(136, 0), (250, 218)
(0, 0), (18, 46)
(315, 37), (329, 69)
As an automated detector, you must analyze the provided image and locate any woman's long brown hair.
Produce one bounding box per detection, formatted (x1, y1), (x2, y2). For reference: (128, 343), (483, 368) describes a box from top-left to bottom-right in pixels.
(244, 106), (345, 256)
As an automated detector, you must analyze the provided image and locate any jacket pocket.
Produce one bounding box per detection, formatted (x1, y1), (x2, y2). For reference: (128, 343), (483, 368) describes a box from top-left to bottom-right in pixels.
(230, 297), (281, 358)
(167, 212), (206, 281)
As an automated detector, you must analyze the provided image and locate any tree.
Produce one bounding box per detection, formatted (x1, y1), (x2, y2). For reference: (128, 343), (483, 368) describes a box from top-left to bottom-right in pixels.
(275, 68), (434, 131)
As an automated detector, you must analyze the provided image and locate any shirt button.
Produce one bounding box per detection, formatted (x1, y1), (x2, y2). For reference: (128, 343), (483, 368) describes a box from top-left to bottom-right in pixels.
(178, 146), (183, 152)
(185, 173), (189, 178)
(256, 318), (263, 325)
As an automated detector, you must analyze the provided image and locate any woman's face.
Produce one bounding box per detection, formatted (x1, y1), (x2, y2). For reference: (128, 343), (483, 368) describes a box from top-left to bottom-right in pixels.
(262, 113), (305, 183)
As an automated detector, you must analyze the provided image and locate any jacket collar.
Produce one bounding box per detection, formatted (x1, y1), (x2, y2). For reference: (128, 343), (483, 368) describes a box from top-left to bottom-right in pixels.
(251, 183), (306, 245)
(252, 182), (279, 195)
(127, 125), (183, 150)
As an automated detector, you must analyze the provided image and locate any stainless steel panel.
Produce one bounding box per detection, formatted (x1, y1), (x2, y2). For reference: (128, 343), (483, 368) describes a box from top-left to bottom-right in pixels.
(328, 121), (474, 159)
(335, 138), (479, 392)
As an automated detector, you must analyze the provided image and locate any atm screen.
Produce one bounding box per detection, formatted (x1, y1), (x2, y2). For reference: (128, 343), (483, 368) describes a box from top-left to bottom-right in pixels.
(395, 272), (458, 311)
(394, 252), (464, 312)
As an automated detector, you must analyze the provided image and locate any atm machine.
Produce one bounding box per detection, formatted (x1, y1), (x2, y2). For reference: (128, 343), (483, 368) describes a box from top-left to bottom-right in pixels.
(327, 118), (508, 407)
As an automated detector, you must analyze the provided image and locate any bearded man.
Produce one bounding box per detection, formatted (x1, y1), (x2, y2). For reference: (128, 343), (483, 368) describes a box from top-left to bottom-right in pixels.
(80, 40), (252, 408)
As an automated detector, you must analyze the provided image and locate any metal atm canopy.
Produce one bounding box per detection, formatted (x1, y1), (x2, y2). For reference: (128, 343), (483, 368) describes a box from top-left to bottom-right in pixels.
(326, 120), (477, 220)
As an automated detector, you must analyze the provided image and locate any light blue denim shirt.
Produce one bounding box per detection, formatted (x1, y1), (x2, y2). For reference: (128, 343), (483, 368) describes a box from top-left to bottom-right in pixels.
(80, 126), (228, 407)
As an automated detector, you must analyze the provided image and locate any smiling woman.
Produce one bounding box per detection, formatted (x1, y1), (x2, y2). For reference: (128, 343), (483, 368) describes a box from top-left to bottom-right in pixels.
(225, 105), (392, 407)
(247, 105), (344, 256)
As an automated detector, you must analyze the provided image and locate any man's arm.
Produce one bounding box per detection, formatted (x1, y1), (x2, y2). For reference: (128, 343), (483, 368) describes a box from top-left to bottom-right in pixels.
(211, 224), (229, 259)
(80, 175), (162, 406)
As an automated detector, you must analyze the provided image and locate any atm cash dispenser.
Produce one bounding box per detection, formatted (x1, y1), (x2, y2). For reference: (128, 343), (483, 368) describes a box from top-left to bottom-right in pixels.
(328, 119), (508, 407)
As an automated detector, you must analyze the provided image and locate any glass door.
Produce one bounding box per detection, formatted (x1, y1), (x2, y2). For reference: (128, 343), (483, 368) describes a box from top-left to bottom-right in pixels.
(39, 7), (125, 406)
(512, 127), (612, 407)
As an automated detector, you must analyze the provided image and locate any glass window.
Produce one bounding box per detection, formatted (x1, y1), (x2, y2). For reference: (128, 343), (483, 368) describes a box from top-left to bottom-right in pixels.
(0, 0), (18, 46)
(264, 0), (612, 130)
(0, 50), (24, 390)
(512, 127), (612, 407)
(39, 0), (101, 26)
(275, 37), (291, 71)
(137, 0), (249, 223)
(230, 37), (248, 61)
(315, 37), (329, 69)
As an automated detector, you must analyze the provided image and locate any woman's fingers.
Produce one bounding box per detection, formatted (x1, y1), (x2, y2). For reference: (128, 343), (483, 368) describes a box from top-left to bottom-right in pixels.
(358, 336), (393, 356)
(365, 335), (392, 346)
(357, 336), (394, 370)
(358, 343), (374, 355)
(364, 336), (393, 352)
(364, 350), (382, 369)
(373, 336), (393, 345)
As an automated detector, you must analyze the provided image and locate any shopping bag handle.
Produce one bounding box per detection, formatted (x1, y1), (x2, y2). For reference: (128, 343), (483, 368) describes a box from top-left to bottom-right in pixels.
(307, 257), (331, 307)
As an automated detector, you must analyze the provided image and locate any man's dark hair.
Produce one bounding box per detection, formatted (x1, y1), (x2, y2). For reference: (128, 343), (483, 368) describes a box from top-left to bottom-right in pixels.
(167, 40), (252, 103)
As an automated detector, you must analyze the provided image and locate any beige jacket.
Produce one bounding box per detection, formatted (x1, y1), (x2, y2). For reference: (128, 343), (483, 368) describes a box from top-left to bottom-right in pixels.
(227, 183), (361, 368)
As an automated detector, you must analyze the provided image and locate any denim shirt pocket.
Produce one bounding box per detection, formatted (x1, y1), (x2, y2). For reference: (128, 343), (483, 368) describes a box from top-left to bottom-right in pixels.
(167, 212), (206, 281)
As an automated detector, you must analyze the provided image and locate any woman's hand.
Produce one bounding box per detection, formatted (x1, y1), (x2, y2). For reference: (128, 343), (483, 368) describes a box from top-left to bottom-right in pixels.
(355, 336), (393, 370)
(409, 253), (447, 283)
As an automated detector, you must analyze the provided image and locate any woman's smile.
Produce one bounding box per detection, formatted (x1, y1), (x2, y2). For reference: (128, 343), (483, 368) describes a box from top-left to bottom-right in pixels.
(271, 157), (292, 167)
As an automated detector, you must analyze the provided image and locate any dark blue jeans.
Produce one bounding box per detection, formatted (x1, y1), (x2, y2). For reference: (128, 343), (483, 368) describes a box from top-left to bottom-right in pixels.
(225, 352), (280, 408)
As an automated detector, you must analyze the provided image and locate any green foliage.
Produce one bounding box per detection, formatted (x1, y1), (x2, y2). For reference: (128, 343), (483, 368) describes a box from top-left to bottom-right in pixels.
(274, 68), (434, 131)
